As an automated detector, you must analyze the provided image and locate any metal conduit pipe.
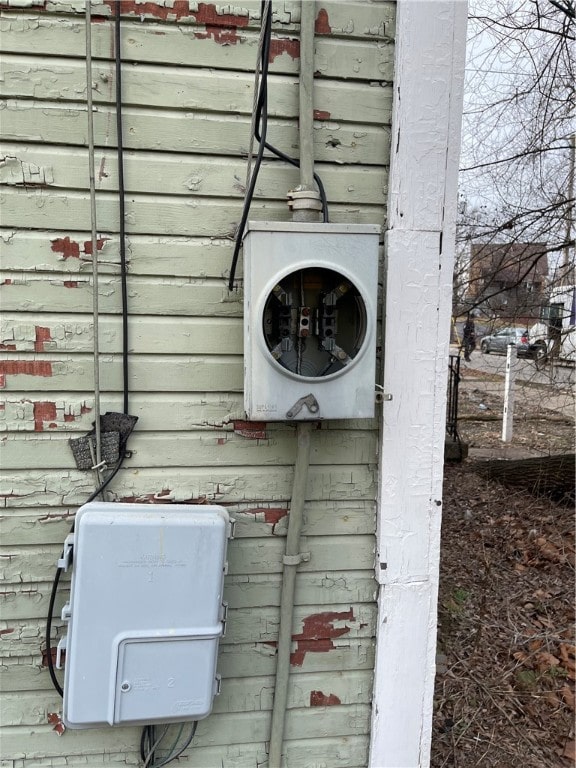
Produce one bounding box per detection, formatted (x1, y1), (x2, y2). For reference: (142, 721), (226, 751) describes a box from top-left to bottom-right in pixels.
(297, 0), (316, 195)
(290, 0), (321, 223)
(268, 3), (318, 766)
(85, 0), (102, 473)
(268, 421), (313, 768)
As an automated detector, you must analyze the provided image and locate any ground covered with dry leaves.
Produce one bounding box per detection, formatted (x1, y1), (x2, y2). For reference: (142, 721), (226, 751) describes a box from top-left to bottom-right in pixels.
(432, 366), (575, 767)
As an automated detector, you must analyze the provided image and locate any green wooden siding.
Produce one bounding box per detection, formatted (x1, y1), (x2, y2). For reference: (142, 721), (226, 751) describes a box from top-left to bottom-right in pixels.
(0, 1), (393, 765)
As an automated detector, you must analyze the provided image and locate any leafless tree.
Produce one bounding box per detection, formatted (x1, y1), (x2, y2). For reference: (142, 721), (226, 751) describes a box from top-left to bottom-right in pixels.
(454, 0), (575, 322)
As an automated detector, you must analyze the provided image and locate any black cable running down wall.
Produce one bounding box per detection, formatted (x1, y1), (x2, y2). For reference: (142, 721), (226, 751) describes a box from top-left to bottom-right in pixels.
(227, 2), (272, 291)
(253, 84), (329, 220)
(227, 1), (329, 291)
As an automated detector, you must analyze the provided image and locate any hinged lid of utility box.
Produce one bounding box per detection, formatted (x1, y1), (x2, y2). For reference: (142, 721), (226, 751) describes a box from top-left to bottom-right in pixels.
(62, 502), (231, 729)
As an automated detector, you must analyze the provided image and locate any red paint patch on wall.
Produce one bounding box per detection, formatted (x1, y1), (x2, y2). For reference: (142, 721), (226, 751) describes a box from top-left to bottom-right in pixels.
(245, 507), (288, 525)
(84, 237), (109, 256)
(314, 110), (331, 120)
(269, 38), (300, 62)
(194, 2), (249, 28)
(2, 279), (13, 285)
(63, 281), (79, 288)
(197, 26), (243, 44)
(310, 690), (341, 707)
(35, 327), (52, 352)
(51, 236), (108, 260)
(47, 712), (66, 736)
(42, 646), (62, 667)
(34, 402), (57, 432)
(51, 236), (80, 259)
(315, 8), (332, 35)
(0, 361), (52, 377)
(291, 609), (354, 666)
(0, 344), (16, 351)
(232, 420), (267, 439)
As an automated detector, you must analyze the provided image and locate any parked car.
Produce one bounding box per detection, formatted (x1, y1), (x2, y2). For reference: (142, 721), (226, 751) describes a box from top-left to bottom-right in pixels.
(480, 327), (530, 357)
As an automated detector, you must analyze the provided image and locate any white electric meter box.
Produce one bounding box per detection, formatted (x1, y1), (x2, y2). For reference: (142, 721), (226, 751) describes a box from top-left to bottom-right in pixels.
(60, 502), (232, 729)
(243, 221), (380, 421)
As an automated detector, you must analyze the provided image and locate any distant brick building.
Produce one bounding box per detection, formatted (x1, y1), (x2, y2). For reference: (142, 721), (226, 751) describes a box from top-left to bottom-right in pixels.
(467, 243), (548, 318)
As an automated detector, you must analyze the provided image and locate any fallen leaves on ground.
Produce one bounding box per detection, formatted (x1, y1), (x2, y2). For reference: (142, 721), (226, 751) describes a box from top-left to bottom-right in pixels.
(432, 372), (575, 768)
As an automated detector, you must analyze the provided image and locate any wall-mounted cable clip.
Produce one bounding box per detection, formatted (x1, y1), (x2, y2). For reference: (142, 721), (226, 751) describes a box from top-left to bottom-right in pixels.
(57, 535), (75, 572)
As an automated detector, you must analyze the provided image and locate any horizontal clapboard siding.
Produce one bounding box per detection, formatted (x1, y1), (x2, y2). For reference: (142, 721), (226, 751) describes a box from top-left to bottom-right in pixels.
(0, 13), (394, 75)
(1, 639), (376, 689)
(0, 727), (372, 765)
(0, 500), (376, 543)
(1, 55), (392, 122)
(0, 101), (391, 167)
(0, 144), (388, 203)
(0, 1), (392, 765)
(1, 430), (378, 468)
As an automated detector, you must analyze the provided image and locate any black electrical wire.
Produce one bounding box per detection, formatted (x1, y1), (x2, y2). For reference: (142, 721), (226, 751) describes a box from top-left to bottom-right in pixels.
(141, 722), (198, 768)
(156, 721), (197, 767)
(46, 566), (64, 697)
(227, 0), (330, 291)
(228, 1), (272, 291)
(253, 79), (329, 220)
(44, 449), (128, 698)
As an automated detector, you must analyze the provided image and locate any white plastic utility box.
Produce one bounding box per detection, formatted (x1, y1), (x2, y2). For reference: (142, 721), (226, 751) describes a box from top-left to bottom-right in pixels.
(243, 221), (380, 421)
(59, 502), (232, 729)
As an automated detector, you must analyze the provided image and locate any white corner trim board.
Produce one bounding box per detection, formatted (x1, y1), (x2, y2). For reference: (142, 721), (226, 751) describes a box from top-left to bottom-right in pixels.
(370, 2), (468, 767)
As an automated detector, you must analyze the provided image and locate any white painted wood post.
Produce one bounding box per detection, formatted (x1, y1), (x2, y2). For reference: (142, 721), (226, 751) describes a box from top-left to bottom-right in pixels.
(502, 343), (516, 442)
(370, 2), (468, 767)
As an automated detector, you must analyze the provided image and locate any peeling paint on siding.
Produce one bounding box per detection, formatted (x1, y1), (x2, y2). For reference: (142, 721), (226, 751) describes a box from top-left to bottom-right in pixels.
(315, 8), (332, 35)
(103, 0), (252, 31)
(34, 327), (51, 352)
(291, 609), (354, 666)
(0, 0), (391, 761)
(50, 235), (108, 260)
(0, 155), (54, 187)
(0, 361), (53, 378)
(310, 690), (341, 706)
(232, 420), (267, 439)
(47, 712), (65, 735)
(32, 401), (57, 431)
(268, 37), (300, 62)
(244, 507), (288, 525)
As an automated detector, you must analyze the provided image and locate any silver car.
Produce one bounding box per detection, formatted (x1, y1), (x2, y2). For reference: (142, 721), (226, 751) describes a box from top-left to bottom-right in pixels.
(480, 327), (530, 356)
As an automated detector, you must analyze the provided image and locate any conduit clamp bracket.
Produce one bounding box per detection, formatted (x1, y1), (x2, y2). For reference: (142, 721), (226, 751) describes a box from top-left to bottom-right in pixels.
(57, 534), (75, 572)
(56, 635), (67, 670)
(220, 602), (228, 636)
(283, 552), (310, 566)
